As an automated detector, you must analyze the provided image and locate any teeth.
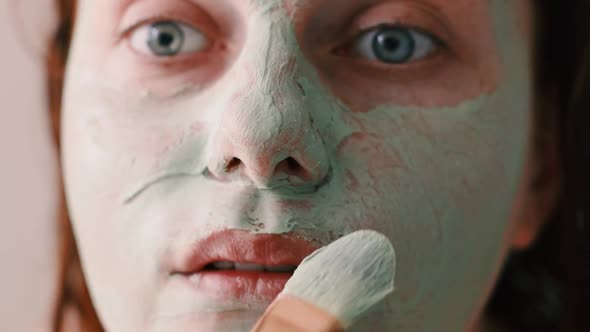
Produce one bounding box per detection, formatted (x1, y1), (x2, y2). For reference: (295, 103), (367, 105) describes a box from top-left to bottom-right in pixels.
(264, 265), (297, 273)
(212, 261), (235, 270)
(234, 263), (265, 271)
(210, 262), (298, 272)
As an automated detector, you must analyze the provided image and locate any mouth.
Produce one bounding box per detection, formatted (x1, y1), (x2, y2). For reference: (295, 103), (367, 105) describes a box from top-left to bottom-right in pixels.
(170, 229), (318, 303)
(202, 261), (298, 273)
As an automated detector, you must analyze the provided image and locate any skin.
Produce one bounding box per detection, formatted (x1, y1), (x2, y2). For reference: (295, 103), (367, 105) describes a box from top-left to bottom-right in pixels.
(61, 0), (556, 331)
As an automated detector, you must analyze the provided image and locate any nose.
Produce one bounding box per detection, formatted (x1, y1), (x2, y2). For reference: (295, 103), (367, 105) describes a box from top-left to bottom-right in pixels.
(206, 60), (330, 190)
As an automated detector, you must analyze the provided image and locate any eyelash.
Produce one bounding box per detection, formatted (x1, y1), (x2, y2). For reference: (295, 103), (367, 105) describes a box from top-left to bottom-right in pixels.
(125, 19), (446, 67)
(129, 20), (208, 57)
(338, 24), (446, 65)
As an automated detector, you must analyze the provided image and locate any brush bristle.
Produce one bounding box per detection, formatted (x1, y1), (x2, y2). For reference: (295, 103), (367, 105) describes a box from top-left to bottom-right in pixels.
(280, 230), (396, 328)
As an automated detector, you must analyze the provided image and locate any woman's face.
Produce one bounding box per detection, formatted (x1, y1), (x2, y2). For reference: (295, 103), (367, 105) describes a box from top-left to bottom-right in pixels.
(62, 0), (535, 331)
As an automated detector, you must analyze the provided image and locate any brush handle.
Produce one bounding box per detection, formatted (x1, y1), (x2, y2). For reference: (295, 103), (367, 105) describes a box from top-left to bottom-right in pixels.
(251, 295), (344, 332)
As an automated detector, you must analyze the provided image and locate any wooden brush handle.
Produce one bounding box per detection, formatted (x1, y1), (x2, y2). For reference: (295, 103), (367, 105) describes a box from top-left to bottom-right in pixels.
(251, 295), (344, 332)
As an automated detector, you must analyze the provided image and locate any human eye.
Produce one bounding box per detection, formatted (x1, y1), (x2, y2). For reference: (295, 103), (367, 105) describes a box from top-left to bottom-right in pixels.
(129, 20), (207, 57)
(351, 25), (442, 64)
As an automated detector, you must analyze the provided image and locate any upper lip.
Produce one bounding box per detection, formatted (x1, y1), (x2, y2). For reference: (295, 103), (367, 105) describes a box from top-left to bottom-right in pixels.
(172, 229), (319, 274)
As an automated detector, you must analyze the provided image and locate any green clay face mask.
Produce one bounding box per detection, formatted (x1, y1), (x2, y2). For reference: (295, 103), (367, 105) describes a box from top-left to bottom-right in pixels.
(61, 0), (532, 331)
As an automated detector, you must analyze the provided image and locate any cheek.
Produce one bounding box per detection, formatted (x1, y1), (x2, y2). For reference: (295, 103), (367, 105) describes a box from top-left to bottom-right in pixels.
(330, 88), (529, 306)
(63, 81), (210, 200)
(337, 131), (407, 191)
(61, 81), (197, 328)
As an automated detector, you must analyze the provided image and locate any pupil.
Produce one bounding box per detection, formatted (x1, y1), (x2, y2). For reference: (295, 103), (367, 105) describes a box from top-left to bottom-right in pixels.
(158, 33), (174, 47)
(382, 36), (401, 52)
(148, 21), (184, 56)
(373, 27), (415, 64)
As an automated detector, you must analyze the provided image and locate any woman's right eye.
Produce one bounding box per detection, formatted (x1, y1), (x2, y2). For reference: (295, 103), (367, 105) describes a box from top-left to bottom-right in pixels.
(129, 21), (207, 57)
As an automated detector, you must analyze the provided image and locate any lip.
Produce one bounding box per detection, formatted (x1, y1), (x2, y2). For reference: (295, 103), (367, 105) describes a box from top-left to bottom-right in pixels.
(170, 229), (319, 303)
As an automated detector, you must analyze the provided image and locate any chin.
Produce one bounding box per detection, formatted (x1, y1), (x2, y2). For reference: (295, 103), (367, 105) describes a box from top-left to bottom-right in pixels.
(145, 309), (265, 332)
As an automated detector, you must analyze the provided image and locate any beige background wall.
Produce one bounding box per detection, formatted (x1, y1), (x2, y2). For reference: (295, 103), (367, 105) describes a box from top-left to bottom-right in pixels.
(1, 0), (57, 331)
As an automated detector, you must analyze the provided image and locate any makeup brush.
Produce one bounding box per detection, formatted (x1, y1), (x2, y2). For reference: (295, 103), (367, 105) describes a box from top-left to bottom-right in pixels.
(251, 230), (396, 332)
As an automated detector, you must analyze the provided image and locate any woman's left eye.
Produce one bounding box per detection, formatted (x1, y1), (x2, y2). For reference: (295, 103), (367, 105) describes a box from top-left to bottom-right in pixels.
(129, 20), (207, 57)
(353, 25), (440, 64)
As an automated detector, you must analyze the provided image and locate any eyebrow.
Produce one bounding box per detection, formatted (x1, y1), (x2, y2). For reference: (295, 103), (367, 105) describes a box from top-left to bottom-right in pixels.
(119, 0), (283, 12)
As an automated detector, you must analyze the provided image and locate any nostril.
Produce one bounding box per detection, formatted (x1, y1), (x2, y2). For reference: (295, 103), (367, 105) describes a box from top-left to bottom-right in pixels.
(286, 157), (301, 171)
(275, 157), (311, 181)
(225, 157), (241, 173)
(216, 155), (320, 186)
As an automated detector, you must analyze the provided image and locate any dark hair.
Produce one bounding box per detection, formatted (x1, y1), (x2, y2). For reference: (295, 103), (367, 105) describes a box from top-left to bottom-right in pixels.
(486, 1), (590, 331)
(47, 1), (590, 331)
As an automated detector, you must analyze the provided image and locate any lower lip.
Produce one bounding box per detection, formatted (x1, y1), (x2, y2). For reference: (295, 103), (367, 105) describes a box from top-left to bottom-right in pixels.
(178, 270), (293, 303)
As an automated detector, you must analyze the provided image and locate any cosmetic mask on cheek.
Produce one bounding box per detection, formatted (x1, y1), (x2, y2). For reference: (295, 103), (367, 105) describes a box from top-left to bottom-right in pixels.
(61, 0), (530, 331)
